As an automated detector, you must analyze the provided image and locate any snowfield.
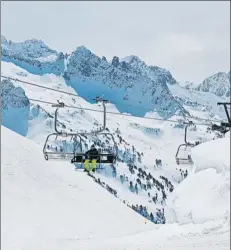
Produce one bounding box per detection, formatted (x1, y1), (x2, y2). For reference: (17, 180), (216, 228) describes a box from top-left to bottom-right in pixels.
(2, 126), (230, 250)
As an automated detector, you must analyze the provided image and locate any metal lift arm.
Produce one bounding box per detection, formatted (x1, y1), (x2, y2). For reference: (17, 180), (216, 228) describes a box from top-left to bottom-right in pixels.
(183, 121), (195, 146)
(217, 102), (231, 127)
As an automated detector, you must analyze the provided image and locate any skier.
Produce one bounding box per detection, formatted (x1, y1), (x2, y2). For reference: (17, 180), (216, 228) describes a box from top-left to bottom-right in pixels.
(84, 144), (99, 172)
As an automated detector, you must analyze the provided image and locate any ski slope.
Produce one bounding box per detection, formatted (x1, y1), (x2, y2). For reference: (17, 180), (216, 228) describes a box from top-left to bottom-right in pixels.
(2, 126), (230, 250)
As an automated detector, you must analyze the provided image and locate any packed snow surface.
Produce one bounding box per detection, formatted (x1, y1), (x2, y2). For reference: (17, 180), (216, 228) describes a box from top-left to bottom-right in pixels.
(1, 126), (153, 250)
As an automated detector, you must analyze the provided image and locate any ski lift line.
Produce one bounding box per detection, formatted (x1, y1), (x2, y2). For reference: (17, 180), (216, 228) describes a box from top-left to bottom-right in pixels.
(30, 97), (226, 124)
(27, 97), (216, 126)
(29, 98), (190, 124)
(4, 91), (222, 126)
(1, 74), (226, 123)
(1, 75), (81, 99)
(53, 100), (107, 134)
(29, 98), (58, 106)
(1, 74), (188, 116)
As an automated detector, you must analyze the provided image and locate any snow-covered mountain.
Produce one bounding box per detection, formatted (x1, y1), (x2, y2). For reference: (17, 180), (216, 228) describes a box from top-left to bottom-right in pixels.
(196, 72), (230, 98)
(64, 47), (184, 118)
(178, 80), (197, 90)
(2, 36), (229, 119)
(168, 82), (228, 122)
(1, 35), (65, 75)
(120, 55), (177, 85)
(1, 36), (187, 118)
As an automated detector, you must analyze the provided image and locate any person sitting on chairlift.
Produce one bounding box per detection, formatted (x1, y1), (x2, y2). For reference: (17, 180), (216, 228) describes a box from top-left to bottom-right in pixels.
(84, 144), (99, 172)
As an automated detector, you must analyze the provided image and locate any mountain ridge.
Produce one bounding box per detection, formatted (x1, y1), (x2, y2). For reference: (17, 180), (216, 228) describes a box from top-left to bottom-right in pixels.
(1, 35), (229, 119)
(1, 36), (186, 118)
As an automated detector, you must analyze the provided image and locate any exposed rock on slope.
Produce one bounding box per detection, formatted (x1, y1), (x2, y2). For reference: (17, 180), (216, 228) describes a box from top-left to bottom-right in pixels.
(1, 79), (30, 136)
(1, 36), (64, 75)
(196, 72), (230, 98)
(64, 46), (185, 118)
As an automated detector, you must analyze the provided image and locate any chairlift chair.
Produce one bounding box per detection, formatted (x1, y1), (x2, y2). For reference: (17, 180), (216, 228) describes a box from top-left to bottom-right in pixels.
(43, 101), (83, 161)
(71, 97), (118, 166)
(175, 144), (194, 165)
(43, 133), (83, 161)
(175, 121), (197, 165)
(71, 132), (118, 164)
(43, 98), (118, 168)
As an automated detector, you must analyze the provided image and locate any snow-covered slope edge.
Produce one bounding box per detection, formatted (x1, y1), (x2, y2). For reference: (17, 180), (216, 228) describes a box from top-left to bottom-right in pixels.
(167, 137), (230, 230)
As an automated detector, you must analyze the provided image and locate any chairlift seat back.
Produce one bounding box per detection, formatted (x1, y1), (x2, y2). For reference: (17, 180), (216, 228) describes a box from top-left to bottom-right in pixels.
(71, 153), (116, 164)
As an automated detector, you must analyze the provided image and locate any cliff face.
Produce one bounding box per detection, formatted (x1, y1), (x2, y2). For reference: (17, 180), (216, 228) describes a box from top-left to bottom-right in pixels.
(196, 72), (230, 98)
(64, 47), (184, 118)
(1, 79), (30, 136)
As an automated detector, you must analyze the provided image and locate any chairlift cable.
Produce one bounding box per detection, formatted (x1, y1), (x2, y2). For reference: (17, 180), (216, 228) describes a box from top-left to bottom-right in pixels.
(1, 74), (226, 124)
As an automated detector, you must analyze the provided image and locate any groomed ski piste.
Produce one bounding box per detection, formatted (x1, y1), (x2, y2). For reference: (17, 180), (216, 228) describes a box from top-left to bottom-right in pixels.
(2, 125), (230, 250)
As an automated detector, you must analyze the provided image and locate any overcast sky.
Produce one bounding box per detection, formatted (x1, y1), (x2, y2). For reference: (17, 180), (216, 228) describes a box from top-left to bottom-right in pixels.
(1, 1), (230, 83)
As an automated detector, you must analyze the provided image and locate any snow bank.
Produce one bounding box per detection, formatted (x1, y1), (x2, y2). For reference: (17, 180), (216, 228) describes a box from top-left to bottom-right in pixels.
(167, 137), (230, 226)
(193, 137), (230, 173)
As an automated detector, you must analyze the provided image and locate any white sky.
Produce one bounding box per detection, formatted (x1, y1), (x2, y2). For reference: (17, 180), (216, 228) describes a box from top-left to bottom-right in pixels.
(1, 1), (230, 83)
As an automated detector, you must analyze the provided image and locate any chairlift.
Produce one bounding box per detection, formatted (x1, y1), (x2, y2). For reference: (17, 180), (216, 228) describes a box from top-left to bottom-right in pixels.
(43, 98), (118, 167)
(71, 97), (118, 165)
(43, 101), (83, 161)
(175, 121), (199, 165)
(71, 132), (118, 164)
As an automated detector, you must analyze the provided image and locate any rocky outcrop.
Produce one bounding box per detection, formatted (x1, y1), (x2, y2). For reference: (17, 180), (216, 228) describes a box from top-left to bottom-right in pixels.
(1, 79), (30, 136)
